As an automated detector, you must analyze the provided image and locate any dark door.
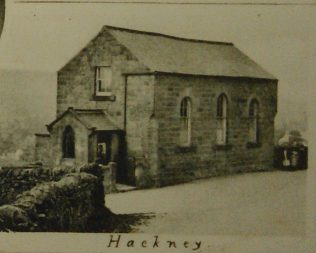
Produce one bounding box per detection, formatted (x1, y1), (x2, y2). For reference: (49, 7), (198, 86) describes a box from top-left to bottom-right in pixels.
(115, 132), (129, 184)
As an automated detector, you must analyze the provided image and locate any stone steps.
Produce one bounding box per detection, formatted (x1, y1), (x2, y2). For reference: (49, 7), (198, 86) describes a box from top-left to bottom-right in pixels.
(115, 183), (137, 193)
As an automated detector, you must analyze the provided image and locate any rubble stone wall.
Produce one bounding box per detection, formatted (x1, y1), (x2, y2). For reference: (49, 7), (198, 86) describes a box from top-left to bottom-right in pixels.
(0, 166), (53, 205)
(0, 163), (116, 206)
(0, 172), (104, 232)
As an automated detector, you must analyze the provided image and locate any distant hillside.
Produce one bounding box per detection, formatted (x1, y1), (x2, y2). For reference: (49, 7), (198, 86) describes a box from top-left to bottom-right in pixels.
(0, 69), (56, 165)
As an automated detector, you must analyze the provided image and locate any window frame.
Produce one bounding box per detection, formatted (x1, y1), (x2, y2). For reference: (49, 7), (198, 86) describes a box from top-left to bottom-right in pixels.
(216, 93), (228, 145)
(94, 66), (112, 97)
(179, 96), (192, 147)
(248, 98), (260, 144)
(62, 125), (75, 158)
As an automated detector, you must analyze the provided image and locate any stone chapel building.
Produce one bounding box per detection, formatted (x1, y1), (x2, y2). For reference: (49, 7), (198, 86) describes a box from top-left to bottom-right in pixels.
(35, 25), (278, 187)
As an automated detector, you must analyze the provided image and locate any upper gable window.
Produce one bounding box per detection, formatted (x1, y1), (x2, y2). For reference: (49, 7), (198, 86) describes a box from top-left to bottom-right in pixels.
(95, 66), (112, 96)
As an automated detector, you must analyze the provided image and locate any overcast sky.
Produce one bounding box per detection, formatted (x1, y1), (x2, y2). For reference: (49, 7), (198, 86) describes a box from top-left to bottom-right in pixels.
(0, 1), (314, 104)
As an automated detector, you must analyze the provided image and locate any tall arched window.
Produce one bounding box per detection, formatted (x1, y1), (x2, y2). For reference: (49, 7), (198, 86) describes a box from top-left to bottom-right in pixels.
(180, 97), (192, 146)
(62, 125), (75, 158)
(249, 99), (259, 143)
(216, 94), (228, 145)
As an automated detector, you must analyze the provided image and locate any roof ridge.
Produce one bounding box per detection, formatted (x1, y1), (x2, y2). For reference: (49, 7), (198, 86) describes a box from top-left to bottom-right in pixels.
(104, 25), (233, 46)
(47, 107), (91, 131)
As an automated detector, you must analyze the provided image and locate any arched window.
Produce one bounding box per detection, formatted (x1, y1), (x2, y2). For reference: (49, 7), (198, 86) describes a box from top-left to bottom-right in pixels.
(62, 125), (75, 158)
(249, 99), (259, 143)
(180, 97), (192, 146)
(216, 94), (228, 145)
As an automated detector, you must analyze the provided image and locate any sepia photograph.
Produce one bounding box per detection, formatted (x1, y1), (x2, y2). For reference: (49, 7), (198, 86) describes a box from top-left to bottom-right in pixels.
(0, 0), (314, 252)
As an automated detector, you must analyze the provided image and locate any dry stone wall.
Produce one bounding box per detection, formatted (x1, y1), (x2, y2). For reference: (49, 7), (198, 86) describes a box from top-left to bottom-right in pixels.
(0, 163), (116, 232)
(0, 172), (104, 232)
(0, 163), (116, 206)
(0, 166), (52, 205)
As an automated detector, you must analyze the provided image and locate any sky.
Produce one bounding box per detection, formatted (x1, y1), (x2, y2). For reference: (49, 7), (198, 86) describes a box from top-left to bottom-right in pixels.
(0, 1), (315, 106)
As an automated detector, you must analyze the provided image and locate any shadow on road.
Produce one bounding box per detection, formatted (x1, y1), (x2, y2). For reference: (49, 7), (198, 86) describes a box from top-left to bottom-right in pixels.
(87, 207), (156, 233)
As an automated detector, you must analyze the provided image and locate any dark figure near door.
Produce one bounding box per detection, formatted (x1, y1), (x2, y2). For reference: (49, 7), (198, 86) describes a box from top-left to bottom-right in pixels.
(96, 143), (107, 165)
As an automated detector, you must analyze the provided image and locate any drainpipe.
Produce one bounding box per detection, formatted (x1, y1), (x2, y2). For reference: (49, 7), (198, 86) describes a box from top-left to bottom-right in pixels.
(123, 75), (128, 131)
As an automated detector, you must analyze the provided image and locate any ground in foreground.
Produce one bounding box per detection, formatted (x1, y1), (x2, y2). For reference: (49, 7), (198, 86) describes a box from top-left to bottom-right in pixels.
(106, 170), (306, 235)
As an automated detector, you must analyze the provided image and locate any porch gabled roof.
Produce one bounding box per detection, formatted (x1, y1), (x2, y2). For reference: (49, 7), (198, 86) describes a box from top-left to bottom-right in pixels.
(46, 107), (121, 132)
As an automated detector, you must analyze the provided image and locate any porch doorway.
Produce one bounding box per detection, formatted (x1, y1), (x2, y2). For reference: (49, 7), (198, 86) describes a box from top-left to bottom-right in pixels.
(90, 131), (129, 184)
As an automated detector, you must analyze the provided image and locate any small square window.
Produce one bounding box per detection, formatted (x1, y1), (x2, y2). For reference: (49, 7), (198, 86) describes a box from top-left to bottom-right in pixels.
(95, 66), (112, 96)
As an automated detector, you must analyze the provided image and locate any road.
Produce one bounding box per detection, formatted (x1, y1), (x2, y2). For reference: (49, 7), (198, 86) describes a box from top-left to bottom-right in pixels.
(106, 170), (306, 236)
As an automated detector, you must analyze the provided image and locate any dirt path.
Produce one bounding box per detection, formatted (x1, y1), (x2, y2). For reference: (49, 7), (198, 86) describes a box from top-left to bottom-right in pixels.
(106, 170), (306, 235)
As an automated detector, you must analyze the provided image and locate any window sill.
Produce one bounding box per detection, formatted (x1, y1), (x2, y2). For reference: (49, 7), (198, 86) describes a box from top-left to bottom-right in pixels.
(175, 145), (197, 153)
(246, 142), (261, 149)
(96, 91), (112, 96)
(213, 144), (233, 151)
(93, 94), (116, 101)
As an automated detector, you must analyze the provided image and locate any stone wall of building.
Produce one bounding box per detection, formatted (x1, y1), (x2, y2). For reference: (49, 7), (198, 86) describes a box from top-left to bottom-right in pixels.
(125, 74), (157, 186)
(154, 74), (278, 186)
(0, 172), (104, 232)
(57, 28), (149, 127)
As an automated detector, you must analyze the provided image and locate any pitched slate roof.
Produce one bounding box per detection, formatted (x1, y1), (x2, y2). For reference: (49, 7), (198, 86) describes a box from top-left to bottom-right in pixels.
(104, 25), (276, 80)
(46, 108), (121, 132)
